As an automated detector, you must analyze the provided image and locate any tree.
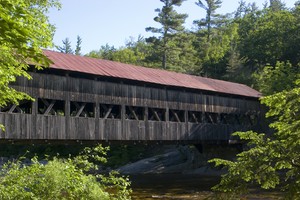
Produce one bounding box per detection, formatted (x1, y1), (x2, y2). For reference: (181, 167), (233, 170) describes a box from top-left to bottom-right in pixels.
(269, 0), (286, 11)
(234, 0), (247, 19)
(146, 0), (188, 69)
(223, 23), (252, 84)
(75, 35), (82, 55)
(56, 37), (73, 54)
(237, 6), (300, 72)
(0, 0), (60, 128)
(114, 36), (159, 67)
(210, 79), (300, 198)
(193, 0), (223, 41)
(253, 62), (300, 95)
(192, 0), (235, 79)
(168, 32), (198, 73)
(86, 44), (116, 60)
(193, 19), (235, 79)
(112, 48), (140, 65)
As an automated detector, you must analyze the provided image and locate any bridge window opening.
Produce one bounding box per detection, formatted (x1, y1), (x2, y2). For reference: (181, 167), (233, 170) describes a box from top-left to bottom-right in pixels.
(148, 108), (166, 121)
(204, 112), (218, 124)
(169, 109), (185, 122)
(38, 98), (65, 116)
(125, 106), (144, 120)
(70, 101), (95, 118)
(100, 104), (121, 119)
(188, 111), (202, 123)
(0, 100), (32, 114)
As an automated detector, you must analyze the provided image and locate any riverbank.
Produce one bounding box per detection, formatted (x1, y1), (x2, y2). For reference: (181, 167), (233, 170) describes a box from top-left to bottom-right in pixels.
(117, 145), (236, 175)
(115, 145), (223, 199)
(116, 145), (283, 199)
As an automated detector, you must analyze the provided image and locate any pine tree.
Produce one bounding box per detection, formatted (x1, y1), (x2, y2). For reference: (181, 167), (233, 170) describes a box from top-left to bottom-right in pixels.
(146, 0), (188, 69)
(75, 35), (82, 55)
(57, 38), (73, 54)
(269, 0), (285, 11)
(193, 0), (223, 41)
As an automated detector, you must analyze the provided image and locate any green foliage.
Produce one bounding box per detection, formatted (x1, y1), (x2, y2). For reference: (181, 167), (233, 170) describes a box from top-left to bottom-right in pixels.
(194, 0), (223, 41)
(82, 2), (300, 87)
(253, 61), (300, 95)
(146, 0), (188, 69)
(192, 0), (237, 79)
(57, 36), (83, 55)
(238, 8), (298, 70)
(75, 35), (82, 55)
(86, 44), (116, 60)
(146, 0), (187, 35)
(223, 23), (251, 84)
(0, 0), (60, 108)
(145, 32), (198, 73)
(0, 158), (110, 200)
(0, 145), (132, 200)
(82, 2), (300, 86)
(195, 21), (235, 78)
(86, 37), (159, 68)
(210, 79), (300, 199)
(112, 48), (144, 65)
(269, 0), (286, 11)
(56, 37), (74, 54)
(167, 32), (198, 73)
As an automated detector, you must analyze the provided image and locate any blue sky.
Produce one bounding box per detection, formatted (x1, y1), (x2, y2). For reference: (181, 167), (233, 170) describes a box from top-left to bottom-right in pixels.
(48, 0), (296, 54)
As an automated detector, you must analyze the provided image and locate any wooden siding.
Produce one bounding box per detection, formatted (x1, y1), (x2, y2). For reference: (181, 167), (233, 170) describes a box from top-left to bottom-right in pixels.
(0, 113), (252, 142)
(11, 73), (260, 113)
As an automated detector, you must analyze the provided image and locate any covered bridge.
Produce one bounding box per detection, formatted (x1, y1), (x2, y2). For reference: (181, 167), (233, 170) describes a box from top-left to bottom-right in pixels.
(0, 50), (262, 144)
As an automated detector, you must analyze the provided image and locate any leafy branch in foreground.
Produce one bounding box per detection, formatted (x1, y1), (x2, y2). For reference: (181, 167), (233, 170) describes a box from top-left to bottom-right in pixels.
(0, 145), (132, 200)
(0, 0), (60, 108)
(210, 79), (300, 199)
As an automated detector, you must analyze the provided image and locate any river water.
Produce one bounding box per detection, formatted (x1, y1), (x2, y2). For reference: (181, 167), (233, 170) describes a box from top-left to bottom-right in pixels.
(129, 174), (281, 200)
(130, 174), (219, 199)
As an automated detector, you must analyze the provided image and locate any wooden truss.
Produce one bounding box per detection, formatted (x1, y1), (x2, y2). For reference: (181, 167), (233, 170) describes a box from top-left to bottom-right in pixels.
(0, 98), (259, 127)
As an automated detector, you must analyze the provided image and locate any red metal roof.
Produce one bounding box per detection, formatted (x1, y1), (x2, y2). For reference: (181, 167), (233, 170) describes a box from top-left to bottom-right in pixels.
(43, 50), (262, 98)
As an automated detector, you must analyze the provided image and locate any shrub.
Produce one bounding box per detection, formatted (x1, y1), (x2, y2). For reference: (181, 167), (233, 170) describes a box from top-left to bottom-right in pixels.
(0, 145), (131, 200)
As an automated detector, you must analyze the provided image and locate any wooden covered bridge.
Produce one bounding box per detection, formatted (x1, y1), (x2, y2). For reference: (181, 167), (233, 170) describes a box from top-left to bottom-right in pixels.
(0, 50), (262, 144)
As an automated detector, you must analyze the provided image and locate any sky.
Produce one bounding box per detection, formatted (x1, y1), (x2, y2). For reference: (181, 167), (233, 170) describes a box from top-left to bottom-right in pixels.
(48, 0), (297, 54)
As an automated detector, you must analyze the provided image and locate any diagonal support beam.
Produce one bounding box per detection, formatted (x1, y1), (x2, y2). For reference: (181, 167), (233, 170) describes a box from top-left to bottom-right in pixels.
(44, 100), (56, 115)
(104, 106), (113, 119)
(171, 110), (181, 122)
(128, 106), (139, 120)
(41, 98), (50, 107)
(73, 102), (87, 117)
(8, 105), (17, 113)
(150, 108), (161, 121)
(191, 112), (198, 123)
(205, 113), (215, 123)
